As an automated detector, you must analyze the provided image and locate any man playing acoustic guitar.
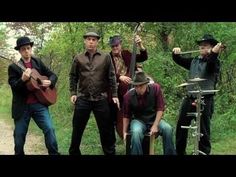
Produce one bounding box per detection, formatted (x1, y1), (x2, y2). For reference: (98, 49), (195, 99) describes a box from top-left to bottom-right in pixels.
(8, 36), (59, 155)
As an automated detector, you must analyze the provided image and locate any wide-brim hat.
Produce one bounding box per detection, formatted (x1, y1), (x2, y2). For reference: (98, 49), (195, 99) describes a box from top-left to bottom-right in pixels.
(131, 71), (150, 85)
(14, 36), (34, 50)
(196, 34), (218, 46)
(83, 32), (100, 40)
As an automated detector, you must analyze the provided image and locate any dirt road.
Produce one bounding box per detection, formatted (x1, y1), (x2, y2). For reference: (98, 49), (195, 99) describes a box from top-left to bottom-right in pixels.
(0, 116), (47, 155)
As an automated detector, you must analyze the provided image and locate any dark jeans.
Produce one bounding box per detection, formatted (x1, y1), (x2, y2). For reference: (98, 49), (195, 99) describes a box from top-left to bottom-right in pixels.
(69, 98), (116, 155)
(14, 103), (59, 155)
(176, 95), (214, 155)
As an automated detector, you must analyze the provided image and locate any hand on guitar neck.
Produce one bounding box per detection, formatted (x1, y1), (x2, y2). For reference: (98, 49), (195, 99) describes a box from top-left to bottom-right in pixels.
(21, 68), (32, 82)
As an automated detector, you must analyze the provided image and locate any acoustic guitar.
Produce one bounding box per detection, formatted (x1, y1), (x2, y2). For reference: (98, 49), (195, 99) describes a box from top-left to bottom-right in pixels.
(1, 55), (57, 106)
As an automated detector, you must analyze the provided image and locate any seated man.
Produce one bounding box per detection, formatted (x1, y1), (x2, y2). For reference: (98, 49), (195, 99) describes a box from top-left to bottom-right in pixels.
(123, 71), (176, 155)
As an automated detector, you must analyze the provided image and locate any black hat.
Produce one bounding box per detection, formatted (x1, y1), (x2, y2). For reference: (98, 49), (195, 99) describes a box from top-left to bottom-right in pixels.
(196, 34), (218, 46)
(109, 35), (122, 46)
(83, 32), (100, 39)
(131, 71), (150, 85)
(14, 36), (34, 50)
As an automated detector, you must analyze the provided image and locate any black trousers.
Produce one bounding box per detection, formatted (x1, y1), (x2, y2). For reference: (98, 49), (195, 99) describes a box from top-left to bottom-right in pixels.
(109, 96), (124, 138)
(69, 98), (116, 155)
(176, 95), (214, 155)
(109, 101), (118, 126)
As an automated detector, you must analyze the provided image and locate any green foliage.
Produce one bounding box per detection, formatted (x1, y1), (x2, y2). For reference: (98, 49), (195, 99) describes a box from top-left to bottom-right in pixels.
(0, 85), (12, 114)
(37, 22), (236, 154)
(0, 25), (8, 85)
(1, 22), (236, 154)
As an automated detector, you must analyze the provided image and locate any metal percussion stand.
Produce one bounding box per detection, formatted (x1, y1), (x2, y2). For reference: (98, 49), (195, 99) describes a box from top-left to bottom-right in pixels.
(181, 83), (207, 155)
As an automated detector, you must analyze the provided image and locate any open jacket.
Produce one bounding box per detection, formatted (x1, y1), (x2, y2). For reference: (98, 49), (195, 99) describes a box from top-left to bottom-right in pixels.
(8, 57), (57, 120)
(109, 49), (148, 102)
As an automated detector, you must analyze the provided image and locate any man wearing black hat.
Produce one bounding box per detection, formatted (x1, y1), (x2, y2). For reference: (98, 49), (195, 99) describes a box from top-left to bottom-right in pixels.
(108, 35), (148, 138)
(123, 71), (176, 155)
(8, 36), (59, 155)
(69, 31), (119, 155)
(172, 34), (223, 155)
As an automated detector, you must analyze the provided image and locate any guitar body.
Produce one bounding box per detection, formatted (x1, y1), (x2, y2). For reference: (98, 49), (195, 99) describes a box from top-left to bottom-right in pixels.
(0, 55), (57, 106)
(26, 68), (57, 106)
(34, 87), (57, 106)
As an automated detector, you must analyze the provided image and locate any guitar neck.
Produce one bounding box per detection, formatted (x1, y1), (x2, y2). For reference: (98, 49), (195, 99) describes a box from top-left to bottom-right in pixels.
(14, 61), (26, 71)
(0, 54), (26, 71)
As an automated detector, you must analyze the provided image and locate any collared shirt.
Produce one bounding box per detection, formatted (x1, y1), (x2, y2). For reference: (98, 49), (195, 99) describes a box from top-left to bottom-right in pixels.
(110, 49), (148, 81)
(109, 49), (148, 101)
(123, 83), (165, 123)
(69, 50), (117, 101)
(113, 54), (127, 76)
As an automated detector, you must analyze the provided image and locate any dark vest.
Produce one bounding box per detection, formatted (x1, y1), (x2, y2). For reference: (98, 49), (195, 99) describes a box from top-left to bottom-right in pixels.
(187, 57), (218, 97)
(129, 84), (157, 124)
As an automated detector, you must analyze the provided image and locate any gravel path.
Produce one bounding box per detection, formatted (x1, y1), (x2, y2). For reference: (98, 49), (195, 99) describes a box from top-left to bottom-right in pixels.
(0, 117), (47, 155)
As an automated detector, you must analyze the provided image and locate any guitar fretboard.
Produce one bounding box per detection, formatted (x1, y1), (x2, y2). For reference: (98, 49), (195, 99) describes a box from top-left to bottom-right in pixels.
(0, 54), (26, 71)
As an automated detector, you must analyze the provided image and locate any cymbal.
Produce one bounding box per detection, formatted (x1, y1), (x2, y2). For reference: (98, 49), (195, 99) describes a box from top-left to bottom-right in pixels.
(188, 90), (219, 94)
(176, 82), (196, 87)
(188, 78), (207, 82)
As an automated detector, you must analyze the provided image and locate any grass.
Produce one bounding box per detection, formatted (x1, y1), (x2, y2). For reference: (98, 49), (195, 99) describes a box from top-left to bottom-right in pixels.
(52, 114), (126, 155)
(0, 85), (12, 114)
(1, 84), (236, 155)
(212, 134), (236, 155)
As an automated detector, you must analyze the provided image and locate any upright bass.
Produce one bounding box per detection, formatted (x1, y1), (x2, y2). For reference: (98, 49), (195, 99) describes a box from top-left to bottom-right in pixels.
(116, 22), (145, 138)
(129, 22), (145, 88)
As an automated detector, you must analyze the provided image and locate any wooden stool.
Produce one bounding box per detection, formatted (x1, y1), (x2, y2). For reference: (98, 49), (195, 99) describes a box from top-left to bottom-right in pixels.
(126, 133), (156, 155)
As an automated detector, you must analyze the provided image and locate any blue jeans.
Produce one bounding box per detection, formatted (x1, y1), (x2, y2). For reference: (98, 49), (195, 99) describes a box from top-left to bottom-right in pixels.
(14, 103), (59, 155)
(130, 119), (176, 155)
